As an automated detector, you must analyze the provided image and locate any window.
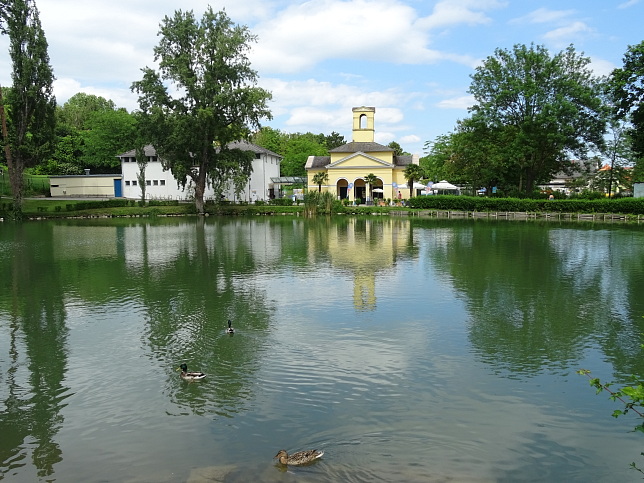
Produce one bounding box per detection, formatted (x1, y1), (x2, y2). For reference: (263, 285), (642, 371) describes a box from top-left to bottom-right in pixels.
(132, 180), (137, 186)
(360, 114), (367, 129)
(153, 180), (158, 186)
(146, 180), (151, 186)
(160, 180), (166, 186)
(125, 181), (131, 186)
(255, 153), (261, 159)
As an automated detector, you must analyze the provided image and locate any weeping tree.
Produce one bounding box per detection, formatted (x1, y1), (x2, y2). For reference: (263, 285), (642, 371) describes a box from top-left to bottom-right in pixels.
(0, 0), (56, 216)
(131, 7), (272, 214)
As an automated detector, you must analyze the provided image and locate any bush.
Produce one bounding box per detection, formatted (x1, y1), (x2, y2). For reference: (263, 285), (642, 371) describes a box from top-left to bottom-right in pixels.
(406, 195), (644, 215)
(269, 198), (294, 206)
(148, 199), (179, 206)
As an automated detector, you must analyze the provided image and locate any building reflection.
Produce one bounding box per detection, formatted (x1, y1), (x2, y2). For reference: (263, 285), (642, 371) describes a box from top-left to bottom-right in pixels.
(314, 218), (413, 311)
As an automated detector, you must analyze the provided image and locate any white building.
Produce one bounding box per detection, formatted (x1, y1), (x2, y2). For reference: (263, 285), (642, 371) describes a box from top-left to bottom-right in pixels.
(117, 141), (282, 202)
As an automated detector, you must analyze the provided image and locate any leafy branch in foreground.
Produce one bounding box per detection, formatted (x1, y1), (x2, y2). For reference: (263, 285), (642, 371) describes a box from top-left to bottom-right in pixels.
(578, 333), (644, 476)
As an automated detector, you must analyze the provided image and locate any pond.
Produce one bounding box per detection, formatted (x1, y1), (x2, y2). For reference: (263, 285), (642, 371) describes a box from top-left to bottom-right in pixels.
(1, 216), (643, 482)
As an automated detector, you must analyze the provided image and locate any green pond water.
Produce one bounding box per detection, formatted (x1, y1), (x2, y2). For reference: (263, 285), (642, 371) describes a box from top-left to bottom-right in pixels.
(0, 215), (643, 482)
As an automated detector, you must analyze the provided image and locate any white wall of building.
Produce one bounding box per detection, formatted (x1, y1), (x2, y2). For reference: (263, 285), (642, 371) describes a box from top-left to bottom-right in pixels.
(118, 143), (281, 202)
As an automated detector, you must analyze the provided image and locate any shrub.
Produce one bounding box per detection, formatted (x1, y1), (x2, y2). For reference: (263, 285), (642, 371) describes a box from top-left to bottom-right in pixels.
(406, 195), (644, 215)
(269, 198), (294, 206)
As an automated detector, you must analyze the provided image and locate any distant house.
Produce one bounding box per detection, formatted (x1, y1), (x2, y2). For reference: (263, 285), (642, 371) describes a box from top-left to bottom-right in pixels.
(305, 107), (420, 202)
(538, 160), (596, 195)
(117, 141), (282, 202)
(634, 183), (644, 198)
(49, 170), (123, 197)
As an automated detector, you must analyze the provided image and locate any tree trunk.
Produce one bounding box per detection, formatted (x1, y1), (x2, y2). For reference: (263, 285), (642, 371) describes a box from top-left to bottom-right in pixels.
(194, 161), (208, 214)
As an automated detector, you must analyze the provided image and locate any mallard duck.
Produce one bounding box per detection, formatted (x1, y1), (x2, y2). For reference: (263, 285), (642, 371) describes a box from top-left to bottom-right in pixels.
(226, 320), (234, 334)
(274, 449), (324, 466)
(176, 363), (206, 382)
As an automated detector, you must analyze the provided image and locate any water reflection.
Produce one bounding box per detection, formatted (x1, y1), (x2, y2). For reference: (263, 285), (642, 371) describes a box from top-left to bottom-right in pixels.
(0, 217), (643, 482)
(0, 224), (69, 479)
(307, 217), (417, 310)
(422, 221), (644, 378)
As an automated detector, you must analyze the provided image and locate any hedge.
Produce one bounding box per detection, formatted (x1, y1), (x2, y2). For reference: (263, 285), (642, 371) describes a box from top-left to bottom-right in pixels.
(406, 195), (644, 215)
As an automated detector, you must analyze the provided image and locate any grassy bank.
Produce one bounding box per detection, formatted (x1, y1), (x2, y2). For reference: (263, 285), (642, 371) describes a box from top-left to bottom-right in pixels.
(1, 195), (643, 221)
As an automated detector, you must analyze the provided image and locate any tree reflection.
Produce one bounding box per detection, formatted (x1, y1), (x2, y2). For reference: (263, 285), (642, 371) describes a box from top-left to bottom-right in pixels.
(0, 224), (69, 478)
(425, 221), (644, 378)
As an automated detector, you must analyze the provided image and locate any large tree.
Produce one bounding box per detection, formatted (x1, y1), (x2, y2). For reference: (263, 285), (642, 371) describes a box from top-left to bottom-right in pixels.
(611, 40), (644, 181)
(0, 0), (56, 215)
(131, 8), (272, 213)
(467, 44), (605, 194)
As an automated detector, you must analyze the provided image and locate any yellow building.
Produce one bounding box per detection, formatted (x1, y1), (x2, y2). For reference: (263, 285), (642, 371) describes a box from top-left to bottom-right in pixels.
(305, 107), (420, 203)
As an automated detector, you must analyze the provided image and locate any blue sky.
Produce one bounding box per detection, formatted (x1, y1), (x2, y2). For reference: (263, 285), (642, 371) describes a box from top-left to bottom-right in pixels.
(1, 0), (643, 156)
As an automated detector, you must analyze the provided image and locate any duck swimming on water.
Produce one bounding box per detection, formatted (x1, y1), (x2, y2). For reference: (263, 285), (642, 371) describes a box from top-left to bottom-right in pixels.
(226, 320), (234, 334)
(274, 449), (324, 466)
(176, 363), (206, 382)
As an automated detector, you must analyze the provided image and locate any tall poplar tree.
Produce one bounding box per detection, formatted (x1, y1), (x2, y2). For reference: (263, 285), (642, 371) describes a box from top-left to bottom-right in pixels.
(131, 8), (271, 214)
(0, 0), (56, 215)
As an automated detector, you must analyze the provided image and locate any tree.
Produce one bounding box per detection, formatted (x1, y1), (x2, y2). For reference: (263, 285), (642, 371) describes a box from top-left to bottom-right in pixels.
(280, 135), (327, 176)
(81, 108), (137, 172)
(364, 172), (377, 203)
(0, 0), (56, 215)
(324, 131), (346, 150)
(403, 163), (424, 199)
(610, 41), (644, 182)
(57, 93), (116, 130)
(388, 141), (410, 156)
(467, 43), (605, 194)
(131, 8), (272, 214)
(312, 171), (328, 193)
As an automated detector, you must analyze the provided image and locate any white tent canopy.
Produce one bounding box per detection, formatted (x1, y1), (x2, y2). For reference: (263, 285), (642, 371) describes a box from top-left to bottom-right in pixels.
(398, 182), (426, 190)
(431, 180), (460, 191)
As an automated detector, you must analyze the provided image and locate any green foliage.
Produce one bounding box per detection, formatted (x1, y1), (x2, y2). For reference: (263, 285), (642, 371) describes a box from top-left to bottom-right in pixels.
(312, 171), (328, 192)
(280, 135), (327, 176)
(80, 108), (137, 172)
(611, 40), (644, 178)
(465, 43), (605, 194)
(406, 194), (644, 214)
(403, 164), (424, 198)
(64, 199), (131, 211)
(1, 0), (56, 214)
(303, 190), (343, 217)
(578, 358), (644, 475)
(268, 197), (294, 206)
(131, 7), (272, 214)
(387, 141), (409, 156)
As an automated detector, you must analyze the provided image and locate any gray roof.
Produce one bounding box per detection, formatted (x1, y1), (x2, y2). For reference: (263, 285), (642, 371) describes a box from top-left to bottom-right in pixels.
(226, 140), (282, 158)
(329, 142), (394, 153)
(307, 154), (412, 169)
(116, 140), (282, 159)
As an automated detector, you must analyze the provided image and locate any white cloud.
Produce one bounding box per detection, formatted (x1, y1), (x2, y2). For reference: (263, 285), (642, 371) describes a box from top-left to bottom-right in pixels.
(250, 0), (491, 74)
(618, 0), (640, 8)
(418, 0), (506, 30)
(543, 21), (594, 47)
(399, 134), (421, 144)
(589, 57), (616, 77)
(510, 8), (576, 25)
(436, 95), (475, 110)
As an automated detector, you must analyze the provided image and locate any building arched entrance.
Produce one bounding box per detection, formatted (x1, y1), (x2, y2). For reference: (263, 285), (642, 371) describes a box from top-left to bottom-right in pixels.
(336, 179), (349, 199)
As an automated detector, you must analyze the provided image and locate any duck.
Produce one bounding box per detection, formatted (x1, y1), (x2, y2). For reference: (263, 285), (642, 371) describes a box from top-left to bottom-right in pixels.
(274, 449), (324, 466)
(226, 320), (234, 334)
(176, 363), (206, 382)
